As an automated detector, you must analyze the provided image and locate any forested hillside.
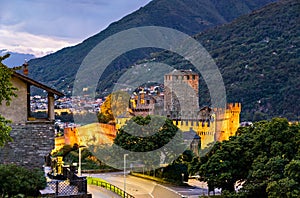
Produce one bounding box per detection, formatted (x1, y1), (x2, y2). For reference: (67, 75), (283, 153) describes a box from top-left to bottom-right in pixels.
(25, 0), (298, 121)
(27, 0), (276, 97)
(143, 0), (299, 121)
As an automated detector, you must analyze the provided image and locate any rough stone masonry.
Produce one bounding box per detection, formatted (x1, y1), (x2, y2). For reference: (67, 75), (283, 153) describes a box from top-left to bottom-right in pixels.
(0, 122), (55, 168)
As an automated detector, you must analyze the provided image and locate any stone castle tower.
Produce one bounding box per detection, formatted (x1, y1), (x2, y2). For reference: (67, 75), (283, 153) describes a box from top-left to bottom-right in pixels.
(164, 69), (199, 119)
(163, 69), (241, 149)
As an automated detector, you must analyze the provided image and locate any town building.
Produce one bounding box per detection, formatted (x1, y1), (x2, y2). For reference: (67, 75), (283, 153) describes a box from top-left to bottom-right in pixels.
(0, 72), (64, 168)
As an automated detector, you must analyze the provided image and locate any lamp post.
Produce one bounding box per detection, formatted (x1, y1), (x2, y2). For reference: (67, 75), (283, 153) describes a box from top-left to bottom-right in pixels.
(124, 154), (128, 193)
(78, 145), (86, 176)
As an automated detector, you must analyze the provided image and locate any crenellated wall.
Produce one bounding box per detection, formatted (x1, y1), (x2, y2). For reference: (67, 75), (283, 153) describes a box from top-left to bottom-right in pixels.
(116, 103), (241, 150)
(172, 119), (216, 149)
(55, 123), (117, 150)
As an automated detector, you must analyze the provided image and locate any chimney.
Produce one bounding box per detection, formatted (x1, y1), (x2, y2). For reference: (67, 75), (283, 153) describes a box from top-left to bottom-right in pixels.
(23, 60), (28, 75)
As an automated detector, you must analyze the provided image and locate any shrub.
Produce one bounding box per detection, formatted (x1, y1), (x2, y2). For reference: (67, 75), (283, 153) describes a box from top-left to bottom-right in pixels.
(0, 164), (46, 197)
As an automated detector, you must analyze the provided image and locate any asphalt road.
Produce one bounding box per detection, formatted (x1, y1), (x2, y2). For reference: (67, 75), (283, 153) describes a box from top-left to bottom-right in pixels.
(85, 172), (209, 198)
(86, 172), (156, 198)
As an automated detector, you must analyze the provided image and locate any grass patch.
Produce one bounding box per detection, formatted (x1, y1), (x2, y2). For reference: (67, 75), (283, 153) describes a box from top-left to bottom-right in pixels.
(87, 177), (129, 197)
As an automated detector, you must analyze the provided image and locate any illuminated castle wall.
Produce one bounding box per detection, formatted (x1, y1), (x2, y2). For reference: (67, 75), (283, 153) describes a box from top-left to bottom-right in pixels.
(54, 123), (116, 151)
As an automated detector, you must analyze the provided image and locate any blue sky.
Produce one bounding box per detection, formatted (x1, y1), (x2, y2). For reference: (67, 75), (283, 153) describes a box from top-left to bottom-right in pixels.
(0, 0), (152, 57)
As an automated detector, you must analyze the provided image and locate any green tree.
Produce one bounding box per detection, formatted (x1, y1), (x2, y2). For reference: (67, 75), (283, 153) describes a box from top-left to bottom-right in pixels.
(198, 118), (300, 196)
(0, 164), (46, 197)
(188, 155), (201, 176)
(98, 91), (130, 123)
(242, 118), (300, 197)
(0, 54), (17, 147)
(161, 163), (189, 184)
(198, 129), (255, 193)
(168, 150), (194, 183)
(266, 159), (300, 197)
(113, 115), (185, 171)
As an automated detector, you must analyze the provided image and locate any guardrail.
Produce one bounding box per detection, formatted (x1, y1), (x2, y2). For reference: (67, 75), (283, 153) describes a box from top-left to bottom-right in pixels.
(88, 177), (134, 198)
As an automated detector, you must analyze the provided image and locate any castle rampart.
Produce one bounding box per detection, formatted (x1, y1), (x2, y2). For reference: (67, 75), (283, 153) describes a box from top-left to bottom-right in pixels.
(55, 123), (117, 150)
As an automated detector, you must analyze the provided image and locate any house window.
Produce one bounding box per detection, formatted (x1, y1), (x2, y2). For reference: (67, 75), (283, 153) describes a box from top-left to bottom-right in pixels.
(29, 87), (49, 120)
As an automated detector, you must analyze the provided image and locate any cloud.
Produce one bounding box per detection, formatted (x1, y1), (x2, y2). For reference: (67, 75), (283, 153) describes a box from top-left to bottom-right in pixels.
(0, 28), (77, 57)
(1, 0), (151, 40)
(0, 0), (151, 56)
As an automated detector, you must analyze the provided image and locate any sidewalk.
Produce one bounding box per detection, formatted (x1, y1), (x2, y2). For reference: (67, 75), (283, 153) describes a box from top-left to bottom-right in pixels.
(88, 185), (121, 198)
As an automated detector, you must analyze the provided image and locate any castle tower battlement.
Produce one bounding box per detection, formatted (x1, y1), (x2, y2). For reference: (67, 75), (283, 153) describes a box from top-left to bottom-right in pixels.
(227, 103), (242, 112)
(164, 69), (199, 117)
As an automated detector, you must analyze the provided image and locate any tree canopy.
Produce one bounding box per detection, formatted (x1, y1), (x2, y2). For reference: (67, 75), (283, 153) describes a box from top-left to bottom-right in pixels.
(197, 118), (300, 197)
(0, 164), (46, 197)
(97, 91), (130, 124)
(108, 115), (186, 169)
(0, 54), (17, 146)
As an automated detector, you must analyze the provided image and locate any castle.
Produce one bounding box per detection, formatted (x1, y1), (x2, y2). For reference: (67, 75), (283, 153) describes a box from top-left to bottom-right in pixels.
(54, 69), (241, 155)
(116, 69), (241, 151)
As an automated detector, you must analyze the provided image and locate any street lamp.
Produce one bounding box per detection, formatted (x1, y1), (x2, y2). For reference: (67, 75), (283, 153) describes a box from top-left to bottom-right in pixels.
(78, 145), (86, 176)
(124, 154), (128, 193)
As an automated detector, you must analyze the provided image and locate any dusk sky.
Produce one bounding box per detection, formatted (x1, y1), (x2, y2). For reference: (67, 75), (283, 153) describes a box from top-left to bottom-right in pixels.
(0, 0), (152, 57)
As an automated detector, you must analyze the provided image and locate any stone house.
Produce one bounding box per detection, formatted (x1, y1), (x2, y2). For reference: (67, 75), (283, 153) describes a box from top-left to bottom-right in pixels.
(0, 72), (63, 168)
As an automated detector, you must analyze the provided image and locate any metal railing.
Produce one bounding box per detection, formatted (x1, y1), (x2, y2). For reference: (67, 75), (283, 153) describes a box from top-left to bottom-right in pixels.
(47, 179), (87, 196)
(90, 178), (135, 198)
(43, 166), (88, 197)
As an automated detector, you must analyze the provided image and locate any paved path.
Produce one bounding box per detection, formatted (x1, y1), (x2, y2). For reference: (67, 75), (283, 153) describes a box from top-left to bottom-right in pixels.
(88, 185), (121, 198)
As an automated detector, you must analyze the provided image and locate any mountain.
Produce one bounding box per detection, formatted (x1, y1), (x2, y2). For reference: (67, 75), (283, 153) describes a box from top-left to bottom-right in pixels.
(198, 0), (300, 121)
(0, 50), (35, 68)
(27, 0), (277, 95)
(143, 0), (299, 121)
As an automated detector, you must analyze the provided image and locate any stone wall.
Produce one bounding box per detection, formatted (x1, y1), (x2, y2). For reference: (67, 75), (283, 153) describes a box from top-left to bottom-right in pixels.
(0, 122), (55, 168)
(54, 123), (117, 150)
(0, 76), (28, 123)
(77, 123), (117, 146)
